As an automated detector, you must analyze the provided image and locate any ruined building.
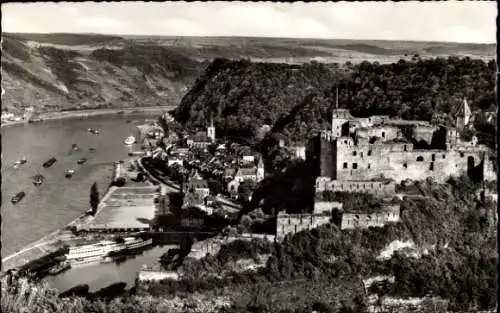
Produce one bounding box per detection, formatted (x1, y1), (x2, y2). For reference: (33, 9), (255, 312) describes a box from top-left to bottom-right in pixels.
(316, 97), (496, 195)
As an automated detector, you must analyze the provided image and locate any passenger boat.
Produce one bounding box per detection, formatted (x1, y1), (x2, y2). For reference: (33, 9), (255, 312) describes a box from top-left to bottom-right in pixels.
(43, 157), (57, 168)
(47, 262), (71, 275)
(124, 136), (136, 145)
(65, 169), (75, 178)
(77, 158), (87, 165)
(33, 174), (44, 186)
(66, 240), (125, 266)
(107, 237), (153, 256)
(11, 192), (26, 204)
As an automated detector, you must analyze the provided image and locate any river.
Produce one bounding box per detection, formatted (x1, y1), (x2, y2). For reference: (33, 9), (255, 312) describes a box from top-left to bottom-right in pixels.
(1, 114), (160, 256)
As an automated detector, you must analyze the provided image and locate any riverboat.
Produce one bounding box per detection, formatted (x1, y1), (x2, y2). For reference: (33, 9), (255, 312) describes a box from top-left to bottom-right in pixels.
(11, 191), (26, 204)
(77, 158), (87, 165)
(33, 174), (44, 186)
(66, 240), (124, 266)
(43, 157), (57, 168)
(106, 237), (153, 257)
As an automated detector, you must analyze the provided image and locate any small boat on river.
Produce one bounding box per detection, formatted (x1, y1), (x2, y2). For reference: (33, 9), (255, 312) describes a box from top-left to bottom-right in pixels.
(14, 156), (27, 165)
(47, 262), (71, 276)
(11, 192), (26, 204)
(88, 128), (99, 135)
(43, 157), (57, 168)
(89, 147), (96, 152)
(72, 144), (80, 151)
(33, 174), (44, 186)
(77, 158), (87, 165)
(124, 136), (136, 145)
(65, 169), (75, 178)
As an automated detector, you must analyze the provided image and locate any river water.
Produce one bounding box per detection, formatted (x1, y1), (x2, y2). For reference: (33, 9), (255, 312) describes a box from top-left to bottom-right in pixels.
(1, 114), (180, 291)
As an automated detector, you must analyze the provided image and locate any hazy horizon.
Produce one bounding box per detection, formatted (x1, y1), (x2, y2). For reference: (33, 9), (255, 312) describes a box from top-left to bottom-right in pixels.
(2, 1), (496, 44)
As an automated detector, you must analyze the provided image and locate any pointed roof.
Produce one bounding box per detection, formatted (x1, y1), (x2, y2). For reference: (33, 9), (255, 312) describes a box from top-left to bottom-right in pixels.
(455, 97), (472, 118)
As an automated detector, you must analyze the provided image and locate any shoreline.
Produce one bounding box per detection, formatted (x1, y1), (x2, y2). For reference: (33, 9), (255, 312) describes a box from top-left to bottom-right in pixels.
(1, 106), (176, 128)
(1, 160), (125, 272)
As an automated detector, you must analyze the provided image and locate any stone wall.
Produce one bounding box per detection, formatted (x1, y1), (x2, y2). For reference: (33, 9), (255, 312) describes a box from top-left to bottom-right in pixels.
(356, 125), (401, 142)
(276, 211), (331, 241)
(341, 205), (400, 230)
(314, 201), (343, 214)
(412, 125), (439, 144)
(315, 177), (396, 198)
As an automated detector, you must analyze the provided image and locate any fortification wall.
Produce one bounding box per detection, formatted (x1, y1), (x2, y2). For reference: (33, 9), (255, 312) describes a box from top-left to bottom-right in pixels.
(276, 212), (331, 241)
(314, 201), (343, 214)
(412, 125), (439, 144)
(341, 205), (400, 230)
(316, 178), (396, 197)
(330, 138), (488, 183)
(356, 125), (401, 142)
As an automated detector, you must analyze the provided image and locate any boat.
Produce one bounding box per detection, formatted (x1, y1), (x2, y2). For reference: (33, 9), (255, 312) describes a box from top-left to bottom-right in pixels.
(14, 156), (27, 165)
(77, 158), (87, 165)
(89, 147), (96, 152)
(88, 128), (99, 135)
(65, 169), (75, 178)
(66, 240), (125, 266)
(33, 174), (44, 186)
(11, 192), (26, 204)
(72, 144), (80, 151)
(43, 158), (57, 168)
(47, 262), (71, 275)
(124, 136), (136, 145)
(107, 237), (153, 257)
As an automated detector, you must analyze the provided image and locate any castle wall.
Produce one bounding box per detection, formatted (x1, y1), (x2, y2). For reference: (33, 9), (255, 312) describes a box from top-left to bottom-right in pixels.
(341, 205), (400, 230)
(276, 212), (331, 241)
(331, 136), (489, 183)
(412, 125), (439, 145)
(314, 201), (343, 214)
(356, 125), (401, 142)
(316, 177), (396, 197)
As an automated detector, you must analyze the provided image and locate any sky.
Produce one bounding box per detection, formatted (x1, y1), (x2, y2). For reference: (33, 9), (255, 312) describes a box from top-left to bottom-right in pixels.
(1, 1), (496, 43)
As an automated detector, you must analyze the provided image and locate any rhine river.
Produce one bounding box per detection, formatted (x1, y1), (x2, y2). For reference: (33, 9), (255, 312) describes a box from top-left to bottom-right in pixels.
(1, 114), (173, 291)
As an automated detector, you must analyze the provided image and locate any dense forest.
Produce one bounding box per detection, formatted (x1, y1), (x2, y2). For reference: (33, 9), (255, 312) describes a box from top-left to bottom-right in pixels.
(173, 57), (496, 148)
(173, 58), (341, 138)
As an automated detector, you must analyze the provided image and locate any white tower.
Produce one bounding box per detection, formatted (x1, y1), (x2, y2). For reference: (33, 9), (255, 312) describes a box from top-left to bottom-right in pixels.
(257, 157), (265, 182)
(207, 116), (216, 142)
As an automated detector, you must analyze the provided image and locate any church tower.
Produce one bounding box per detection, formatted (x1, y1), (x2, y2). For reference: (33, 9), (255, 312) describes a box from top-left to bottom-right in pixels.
(207, 115), (216, 142)
(256, 157), (265, 182)
(456, 97), (472, 132)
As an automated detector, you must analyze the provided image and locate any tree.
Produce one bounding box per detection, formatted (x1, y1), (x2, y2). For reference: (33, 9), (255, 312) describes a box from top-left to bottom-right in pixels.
(90, 182), (99, 215)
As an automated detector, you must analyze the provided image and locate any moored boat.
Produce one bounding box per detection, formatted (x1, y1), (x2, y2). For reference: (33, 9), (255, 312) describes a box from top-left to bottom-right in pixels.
(47, 262), (71, 275)
(124, 136), (136, 145)
(43, 157), (57, 168)
(11, 191), (26, 204)
(77, 158), (87, 165)
(33, 174), (44, 186)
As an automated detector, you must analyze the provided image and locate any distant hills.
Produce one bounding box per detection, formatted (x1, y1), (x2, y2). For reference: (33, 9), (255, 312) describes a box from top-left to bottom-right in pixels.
(1, 32), (496, 114)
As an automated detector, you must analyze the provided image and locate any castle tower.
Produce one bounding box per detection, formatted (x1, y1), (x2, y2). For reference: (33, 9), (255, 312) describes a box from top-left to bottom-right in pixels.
(207, 116), (216, 142)
(331, 88), (349, 138)
(256, 157), (265, 182)
(456, 97), (472, 132)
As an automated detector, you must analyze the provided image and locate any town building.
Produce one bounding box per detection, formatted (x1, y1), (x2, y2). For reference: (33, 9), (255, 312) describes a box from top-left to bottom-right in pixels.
(226, 157), (265, 193)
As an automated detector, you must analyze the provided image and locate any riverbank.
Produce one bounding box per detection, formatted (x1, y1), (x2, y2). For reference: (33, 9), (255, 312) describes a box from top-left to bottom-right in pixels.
(1, 106), (175, 128)
(1, 161), (124, 272)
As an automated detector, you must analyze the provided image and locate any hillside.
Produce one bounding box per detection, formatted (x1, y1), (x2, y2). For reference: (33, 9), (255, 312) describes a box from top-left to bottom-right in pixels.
(172, 58), (343, 138)
(274, 57), (497, 146)
(1, 35), (203, 114)
(1, 33), (495, 115)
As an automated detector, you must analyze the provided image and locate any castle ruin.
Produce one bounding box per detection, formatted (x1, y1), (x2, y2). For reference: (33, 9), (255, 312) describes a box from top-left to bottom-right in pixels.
(316, 97), (496, 193)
